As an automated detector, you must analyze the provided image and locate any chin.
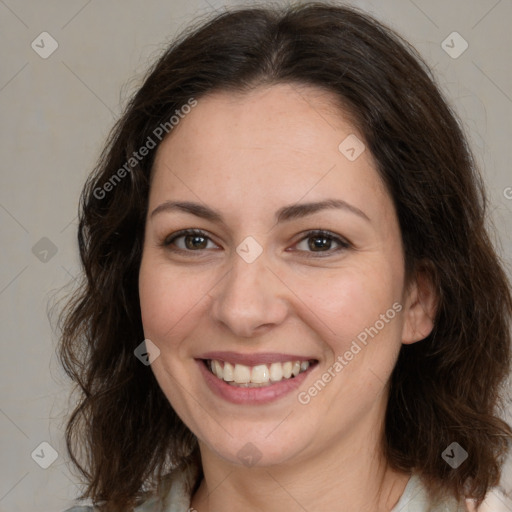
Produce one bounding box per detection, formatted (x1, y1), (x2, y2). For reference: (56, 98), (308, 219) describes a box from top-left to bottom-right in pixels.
(196, 420), (315, 469)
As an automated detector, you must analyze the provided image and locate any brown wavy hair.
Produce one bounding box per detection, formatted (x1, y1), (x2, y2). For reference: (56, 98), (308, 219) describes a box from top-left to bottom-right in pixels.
(58, 2), (512, 510)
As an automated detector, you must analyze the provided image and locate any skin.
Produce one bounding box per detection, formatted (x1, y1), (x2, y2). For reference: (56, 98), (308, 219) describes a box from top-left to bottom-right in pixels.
(138, 83), (437, 512)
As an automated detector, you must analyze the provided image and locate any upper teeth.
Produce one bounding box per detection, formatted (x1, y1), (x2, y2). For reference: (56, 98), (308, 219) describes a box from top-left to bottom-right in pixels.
(208, 359), (311, 386)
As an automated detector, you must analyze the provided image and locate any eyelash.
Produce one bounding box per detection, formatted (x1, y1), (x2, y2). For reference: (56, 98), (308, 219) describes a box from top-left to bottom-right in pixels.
(162, 228), (351, 257)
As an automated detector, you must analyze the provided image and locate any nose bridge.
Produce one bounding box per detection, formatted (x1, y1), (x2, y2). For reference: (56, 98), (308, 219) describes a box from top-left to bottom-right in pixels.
(211, 246), (287, 337)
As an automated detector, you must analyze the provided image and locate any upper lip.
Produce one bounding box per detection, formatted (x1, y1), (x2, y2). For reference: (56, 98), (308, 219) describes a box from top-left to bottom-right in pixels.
(198, 351), (317, 366)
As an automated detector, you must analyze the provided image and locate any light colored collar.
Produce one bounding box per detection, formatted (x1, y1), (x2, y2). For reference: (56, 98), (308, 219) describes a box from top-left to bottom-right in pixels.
(139, 462), (465, 512)
(390, 473), (467, 512)
(64, 462), (468, 511)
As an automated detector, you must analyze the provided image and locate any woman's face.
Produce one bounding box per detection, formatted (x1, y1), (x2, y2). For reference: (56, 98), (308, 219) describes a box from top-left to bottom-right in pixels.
(139, 83), (431, 468)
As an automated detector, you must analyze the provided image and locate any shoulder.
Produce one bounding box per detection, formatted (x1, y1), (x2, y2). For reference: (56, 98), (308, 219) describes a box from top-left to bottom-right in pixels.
(62, 460), (200, 512)
(62, 508), (95, 512)
(391, 473), (469, 512)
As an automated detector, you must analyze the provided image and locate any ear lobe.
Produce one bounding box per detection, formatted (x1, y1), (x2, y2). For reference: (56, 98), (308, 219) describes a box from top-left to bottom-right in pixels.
(401, 268), (438, 345)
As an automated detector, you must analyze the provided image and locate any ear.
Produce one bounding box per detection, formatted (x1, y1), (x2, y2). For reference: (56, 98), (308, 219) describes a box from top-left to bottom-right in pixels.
(401, 267), (438, 345)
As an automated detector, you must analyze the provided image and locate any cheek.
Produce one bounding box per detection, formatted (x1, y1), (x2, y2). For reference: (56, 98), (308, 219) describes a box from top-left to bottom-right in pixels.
(139, 259), (180, 340)
(138, 258), (215, 346)
(139, 262), (167, 337)
(296, 269), (404, 402)
(292, 264), (401, 343)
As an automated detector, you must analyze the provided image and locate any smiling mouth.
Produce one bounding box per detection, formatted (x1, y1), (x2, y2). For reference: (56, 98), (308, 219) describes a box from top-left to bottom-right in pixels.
(203, 359), (318, 387)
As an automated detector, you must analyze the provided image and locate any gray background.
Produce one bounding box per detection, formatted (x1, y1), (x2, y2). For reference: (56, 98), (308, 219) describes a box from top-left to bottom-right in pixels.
(1, 0), (511, 510)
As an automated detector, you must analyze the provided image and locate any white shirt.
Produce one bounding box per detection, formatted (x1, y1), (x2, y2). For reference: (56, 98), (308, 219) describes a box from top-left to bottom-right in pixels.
(64, 463), (467, 512)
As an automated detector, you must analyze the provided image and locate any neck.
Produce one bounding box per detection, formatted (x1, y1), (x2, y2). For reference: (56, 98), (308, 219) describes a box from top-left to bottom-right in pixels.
(190, 419), (410, 512)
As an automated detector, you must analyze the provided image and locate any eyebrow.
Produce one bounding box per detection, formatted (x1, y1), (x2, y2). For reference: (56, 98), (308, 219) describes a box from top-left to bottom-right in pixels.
(150, 198), (370, 224)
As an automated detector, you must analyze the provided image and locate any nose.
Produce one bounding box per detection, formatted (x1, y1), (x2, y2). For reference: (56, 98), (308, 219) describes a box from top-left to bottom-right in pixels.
(210, 249), (289, 339)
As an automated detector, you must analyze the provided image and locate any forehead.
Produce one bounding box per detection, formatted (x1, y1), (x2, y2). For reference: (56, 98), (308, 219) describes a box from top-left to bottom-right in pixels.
(154, 83), (362, 166)
(149, 83), (390, 223)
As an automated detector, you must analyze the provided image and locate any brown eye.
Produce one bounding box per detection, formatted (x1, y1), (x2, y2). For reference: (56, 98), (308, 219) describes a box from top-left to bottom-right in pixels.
(183, 233), (208, 250)
(164, 229), (218, 252)
(308, 235), (334, 251)
(294, 230), (350, 255)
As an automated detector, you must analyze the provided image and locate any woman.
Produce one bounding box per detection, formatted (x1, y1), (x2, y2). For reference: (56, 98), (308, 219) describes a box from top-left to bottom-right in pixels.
(60, 2), (512, 511)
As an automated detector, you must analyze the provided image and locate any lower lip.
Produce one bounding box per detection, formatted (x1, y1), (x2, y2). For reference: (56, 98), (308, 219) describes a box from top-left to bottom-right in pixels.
(196, 359), (315, 405)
